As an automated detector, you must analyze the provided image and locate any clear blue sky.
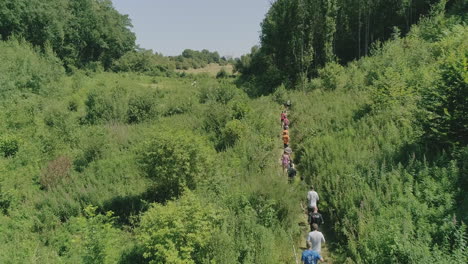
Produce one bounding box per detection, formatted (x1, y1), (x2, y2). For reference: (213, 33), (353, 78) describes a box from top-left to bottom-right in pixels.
(111, 0), (272, 58)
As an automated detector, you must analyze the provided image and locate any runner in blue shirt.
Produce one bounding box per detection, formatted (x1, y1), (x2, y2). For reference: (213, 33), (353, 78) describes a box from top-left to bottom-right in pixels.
(301, 241), (324, 264)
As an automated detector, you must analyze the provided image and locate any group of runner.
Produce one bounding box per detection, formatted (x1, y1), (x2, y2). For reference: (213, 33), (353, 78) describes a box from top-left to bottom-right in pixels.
(280, 106), (326, 264)
(281, 110), (297, 183)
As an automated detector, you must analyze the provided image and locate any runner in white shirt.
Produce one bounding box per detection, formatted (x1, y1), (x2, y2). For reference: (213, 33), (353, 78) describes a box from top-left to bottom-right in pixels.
(307, 223), (326, 252)
(307, 186), (319, 213)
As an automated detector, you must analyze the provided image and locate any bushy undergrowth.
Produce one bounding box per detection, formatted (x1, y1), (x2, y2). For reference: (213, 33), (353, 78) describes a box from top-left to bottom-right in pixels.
(0, 40), (301, 263)
(286, 15), (468, 263)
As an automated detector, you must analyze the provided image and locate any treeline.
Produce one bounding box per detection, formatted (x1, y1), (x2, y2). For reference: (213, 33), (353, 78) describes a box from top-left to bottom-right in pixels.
(235, 0), (466, 95)
(0, 0), (231, 74)
(171, 49), (234, 70)
(112, 48), (234, 76)
(0, 0), (135, 70)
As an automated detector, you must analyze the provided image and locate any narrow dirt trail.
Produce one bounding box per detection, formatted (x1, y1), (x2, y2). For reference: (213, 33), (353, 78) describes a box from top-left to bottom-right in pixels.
(278, 107), (334, 264)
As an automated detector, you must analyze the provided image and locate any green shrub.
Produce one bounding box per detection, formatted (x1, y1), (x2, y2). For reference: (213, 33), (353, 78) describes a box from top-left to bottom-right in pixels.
(198, 83), (239, 104)
(84, 86), (129, 124)
(220, 119), (247, 149)
(137, 192), (223, 264)
(318, 62), (346, 91)
(0, 184), (12, 215)
(0, 39), (64, 95)
(0, 135), (19, 157)
(231, 100), (251, 120)
(422, 52), (468, 147)
(137, 131), (215, 198)
(127, 92), (159, 124)
(272, 84), (287, 104)
(216, 68), (229, 79)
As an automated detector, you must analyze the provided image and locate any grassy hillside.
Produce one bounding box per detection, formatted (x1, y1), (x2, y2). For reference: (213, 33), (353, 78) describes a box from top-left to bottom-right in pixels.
(284, 13), (468, 263)
(0, 39), (304, 263)
(0, 2), (467, 264)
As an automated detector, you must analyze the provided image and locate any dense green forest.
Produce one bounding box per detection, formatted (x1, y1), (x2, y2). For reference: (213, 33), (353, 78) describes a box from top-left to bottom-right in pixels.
(0, 0), (467, 263)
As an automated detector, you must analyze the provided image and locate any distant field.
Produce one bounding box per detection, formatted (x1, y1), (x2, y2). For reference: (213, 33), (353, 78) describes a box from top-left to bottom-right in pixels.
(176, 63), (234, 76)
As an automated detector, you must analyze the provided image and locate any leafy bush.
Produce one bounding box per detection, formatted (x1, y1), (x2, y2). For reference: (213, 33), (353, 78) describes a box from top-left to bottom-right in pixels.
(318, 62), (346, 91)
(137, 192), (223, 264)
(112, 50), (175, 76)
(199, 82), (239, 104)
(272, 83), (288, 104)
(52, 205), (128, 264)
(138, 131), (215, 198)
(127, 92), (159, 124)
(0, 39), (64, 95)
(231, 100), (251, 120)
(422, 52), (468, 147)
(0, 135), (19, 157)
(84, 86), (129, 124)
(0, 184), (12, 215)
(220, 119), (247, 149)
(216, 68), (229, 79)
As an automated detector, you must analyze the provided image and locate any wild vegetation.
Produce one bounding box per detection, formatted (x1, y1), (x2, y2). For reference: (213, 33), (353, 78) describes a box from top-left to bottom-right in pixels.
(240, 0), (467, 262)
(0, 0), (467, 263)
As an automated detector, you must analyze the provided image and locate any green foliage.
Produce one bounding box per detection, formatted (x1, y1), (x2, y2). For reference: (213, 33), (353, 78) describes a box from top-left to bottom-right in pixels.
(199, 82), (240, 104)
(173, 49), (222, 70)
(84, 86), (129, 124)
(0, 184), (12, 215)
(422, 50), (468, 147)
(0, 39), (64, 95)
(112, 49), (175, 76)
(138, 130), (215, 198)
(216, 67), (229, 79)
(0, 0), (136, 69)
(241, 0), (442, 93)
(127, 91), (159, 124)
(318, 62), (346, 91)
(0, 135), (19, 157)
(51, 205), (129, 264)
(138, 192), (223, 264)
(40, 155), (72, 190)
(272, 84), (288, 104)
(288, 16), (468, 263)
(221, 119), (247, 149)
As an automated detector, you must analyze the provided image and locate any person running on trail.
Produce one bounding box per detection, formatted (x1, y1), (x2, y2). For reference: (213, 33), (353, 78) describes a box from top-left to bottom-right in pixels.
(281, 111), (287, 127)
(307, 186), (319, 213)
(283, 117), (290, 128)
(282, 132), (290, 148)
(308, 207), (324, 230)
(281, 152), (290, 171)
(301, 241), (324, 264)
(287, 161), (297, 183)
(307, 223), (326, 253)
